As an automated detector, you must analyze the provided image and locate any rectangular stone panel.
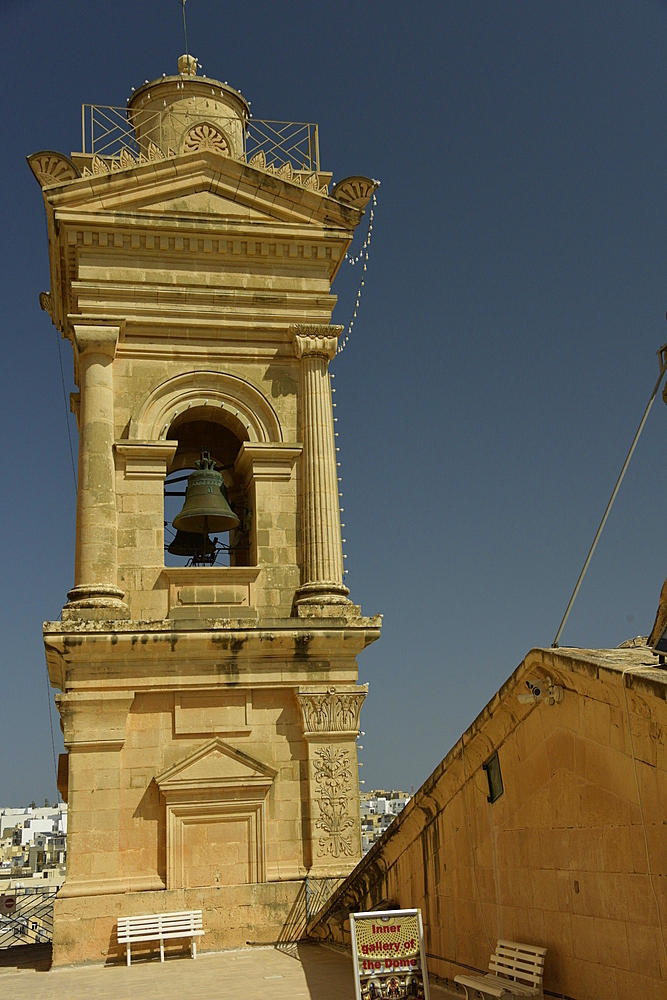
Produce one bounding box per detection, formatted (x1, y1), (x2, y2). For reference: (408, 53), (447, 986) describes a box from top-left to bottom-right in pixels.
(182, 815), (253, 887)
(174, 690), (252, 736)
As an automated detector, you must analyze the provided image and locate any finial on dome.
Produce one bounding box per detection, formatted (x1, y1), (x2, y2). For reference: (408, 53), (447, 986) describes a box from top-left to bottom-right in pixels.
(178, 54), (198, 76)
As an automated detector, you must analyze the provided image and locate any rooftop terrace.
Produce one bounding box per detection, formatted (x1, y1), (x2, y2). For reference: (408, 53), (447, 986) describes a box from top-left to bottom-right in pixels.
(0, 943), (455, 999)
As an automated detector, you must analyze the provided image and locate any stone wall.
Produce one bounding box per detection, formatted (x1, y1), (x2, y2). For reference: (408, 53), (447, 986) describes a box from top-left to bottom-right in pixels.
(309, 646), (667, 1000)
(52, 880), (308, 966)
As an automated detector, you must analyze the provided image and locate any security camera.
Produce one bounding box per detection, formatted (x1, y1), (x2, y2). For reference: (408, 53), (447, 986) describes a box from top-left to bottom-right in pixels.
(517, 677), (564, 706)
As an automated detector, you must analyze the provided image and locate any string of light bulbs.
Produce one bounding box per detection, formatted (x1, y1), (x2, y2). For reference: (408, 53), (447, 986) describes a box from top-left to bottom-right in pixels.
(333, 187), (380, 580)
(330, 372), (348, 578)
(337, 187), (378, 356)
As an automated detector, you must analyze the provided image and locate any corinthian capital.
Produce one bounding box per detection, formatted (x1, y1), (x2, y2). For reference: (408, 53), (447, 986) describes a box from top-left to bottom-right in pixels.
(298, 685), (368, 736)
(291, 324), (344, 361)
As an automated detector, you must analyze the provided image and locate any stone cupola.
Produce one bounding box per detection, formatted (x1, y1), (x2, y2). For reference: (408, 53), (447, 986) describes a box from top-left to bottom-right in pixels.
(126, 54), (249, 160)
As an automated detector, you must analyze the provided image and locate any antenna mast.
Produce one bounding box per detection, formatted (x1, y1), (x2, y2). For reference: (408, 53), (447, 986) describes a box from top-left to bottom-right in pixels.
(181, 0), (189, 63)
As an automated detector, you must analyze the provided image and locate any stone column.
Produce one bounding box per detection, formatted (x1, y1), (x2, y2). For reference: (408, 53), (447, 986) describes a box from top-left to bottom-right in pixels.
(297, 686), (367, 874)
(64, 324), (128, 619)
(291, 324), (349, 610)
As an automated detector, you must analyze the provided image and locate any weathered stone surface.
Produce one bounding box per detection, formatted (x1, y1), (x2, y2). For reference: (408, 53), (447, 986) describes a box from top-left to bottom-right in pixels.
(33, 56), (381, 965)
(309, 647), (667, 1000)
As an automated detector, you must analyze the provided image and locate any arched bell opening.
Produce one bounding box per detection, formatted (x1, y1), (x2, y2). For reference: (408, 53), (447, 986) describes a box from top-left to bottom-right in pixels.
(164, 408), (252, 568)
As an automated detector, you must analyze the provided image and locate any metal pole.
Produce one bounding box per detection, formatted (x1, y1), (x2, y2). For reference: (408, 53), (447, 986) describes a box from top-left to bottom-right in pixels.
(552, 346), (667, 647)
(81, 104), (85, 154)
(181, 0), (189, 64)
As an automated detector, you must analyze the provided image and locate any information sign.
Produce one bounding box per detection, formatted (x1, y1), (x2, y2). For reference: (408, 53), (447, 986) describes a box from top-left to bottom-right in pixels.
(350, 908), (431, 1000)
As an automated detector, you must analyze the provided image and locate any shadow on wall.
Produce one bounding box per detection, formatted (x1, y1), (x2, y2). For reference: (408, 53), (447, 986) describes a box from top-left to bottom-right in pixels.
(263, 363), (298, 399)
(276, 879), (307, 957)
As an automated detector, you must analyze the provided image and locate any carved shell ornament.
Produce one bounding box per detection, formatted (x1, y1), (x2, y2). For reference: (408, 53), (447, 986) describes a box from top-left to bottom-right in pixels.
(182, 121), (231, 156)
(27, 151), (79, 188)
(330, 175), (378, 211)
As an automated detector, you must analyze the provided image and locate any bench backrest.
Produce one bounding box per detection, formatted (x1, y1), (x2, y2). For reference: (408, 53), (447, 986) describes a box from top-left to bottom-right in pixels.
(488, 940), (547, 988)
(117, 910), (203, 942)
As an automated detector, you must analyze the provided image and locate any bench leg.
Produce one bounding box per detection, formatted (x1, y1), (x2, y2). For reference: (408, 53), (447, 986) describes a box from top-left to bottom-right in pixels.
(160, 937), (164, 963)
(191, 938), (197, 960)
(126, 943), (131, 967)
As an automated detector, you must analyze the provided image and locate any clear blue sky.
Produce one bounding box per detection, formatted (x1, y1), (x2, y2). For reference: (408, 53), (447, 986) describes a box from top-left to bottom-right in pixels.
(2, 0), (667, 805)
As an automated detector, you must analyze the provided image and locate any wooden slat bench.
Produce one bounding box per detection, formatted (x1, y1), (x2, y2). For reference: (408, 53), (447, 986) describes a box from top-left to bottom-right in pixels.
(117, 909), (204, 966)
(455, 939), (547, 999)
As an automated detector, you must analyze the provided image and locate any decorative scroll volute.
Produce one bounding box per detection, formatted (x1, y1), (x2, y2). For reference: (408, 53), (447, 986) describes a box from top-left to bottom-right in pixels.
(298, 686), (367, 736)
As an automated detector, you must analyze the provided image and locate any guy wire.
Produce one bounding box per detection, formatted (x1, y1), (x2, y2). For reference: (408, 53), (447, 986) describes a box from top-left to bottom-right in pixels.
(553, 345), (667, 647)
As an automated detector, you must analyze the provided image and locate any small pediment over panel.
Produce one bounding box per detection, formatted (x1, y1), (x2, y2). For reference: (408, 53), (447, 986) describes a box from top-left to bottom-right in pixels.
(156, 737), (277, 794)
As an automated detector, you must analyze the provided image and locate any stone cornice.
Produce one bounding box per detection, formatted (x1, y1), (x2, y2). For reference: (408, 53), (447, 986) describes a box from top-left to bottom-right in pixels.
(63, 223), (345, 263)
(42, 619), (382, 693)
(291, 324), (344, 360)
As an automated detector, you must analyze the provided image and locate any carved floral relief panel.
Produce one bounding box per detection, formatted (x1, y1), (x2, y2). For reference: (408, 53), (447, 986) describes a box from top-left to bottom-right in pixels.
(313, 744), (355, 859)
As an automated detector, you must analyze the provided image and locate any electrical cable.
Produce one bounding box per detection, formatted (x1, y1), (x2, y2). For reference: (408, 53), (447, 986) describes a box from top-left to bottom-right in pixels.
(45, 662), (60, 802)
(56, 331), (77, 495)
(338, 189), (378, 355)
(42, 205), (77, 495)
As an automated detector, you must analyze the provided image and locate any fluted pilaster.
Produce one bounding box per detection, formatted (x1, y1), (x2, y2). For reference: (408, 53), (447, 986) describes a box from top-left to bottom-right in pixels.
(292, 324), (349, 610)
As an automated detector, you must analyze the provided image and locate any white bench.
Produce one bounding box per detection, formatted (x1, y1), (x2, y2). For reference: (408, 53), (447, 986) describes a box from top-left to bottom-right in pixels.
(455, 939), (547, 999)
(117, 909), (204, 966)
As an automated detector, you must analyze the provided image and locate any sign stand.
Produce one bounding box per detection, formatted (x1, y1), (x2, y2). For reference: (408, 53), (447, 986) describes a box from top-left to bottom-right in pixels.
(350, 908), (431, 1000)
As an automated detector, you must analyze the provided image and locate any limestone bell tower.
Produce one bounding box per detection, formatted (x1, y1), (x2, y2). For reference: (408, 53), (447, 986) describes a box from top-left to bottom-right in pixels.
(29, 55), (380, 965)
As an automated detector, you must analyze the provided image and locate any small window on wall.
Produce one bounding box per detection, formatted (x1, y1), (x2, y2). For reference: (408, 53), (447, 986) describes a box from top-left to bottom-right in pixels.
(482, 751), (504, 804)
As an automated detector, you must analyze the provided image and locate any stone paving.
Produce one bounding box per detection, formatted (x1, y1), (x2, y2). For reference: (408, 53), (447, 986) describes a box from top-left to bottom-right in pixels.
(0, 943), (456, 999)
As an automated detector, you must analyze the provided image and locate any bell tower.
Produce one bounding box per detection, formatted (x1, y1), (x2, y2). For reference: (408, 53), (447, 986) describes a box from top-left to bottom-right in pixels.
(30, 55), (380, 965)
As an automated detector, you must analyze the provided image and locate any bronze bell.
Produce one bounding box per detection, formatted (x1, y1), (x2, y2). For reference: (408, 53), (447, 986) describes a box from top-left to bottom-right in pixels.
(167, 530), (217, 559)
(172, 452), (240, 534)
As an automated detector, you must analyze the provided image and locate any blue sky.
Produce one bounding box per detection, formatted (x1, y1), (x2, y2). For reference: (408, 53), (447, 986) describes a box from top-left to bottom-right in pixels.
(2, 0), (667, 804)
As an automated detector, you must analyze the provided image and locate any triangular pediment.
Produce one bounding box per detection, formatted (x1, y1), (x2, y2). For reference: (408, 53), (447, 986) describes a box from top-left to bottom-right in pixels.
(40, 149), (363, 230)
(142, 190), (270, 219)
(156, 737), (277, 794)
